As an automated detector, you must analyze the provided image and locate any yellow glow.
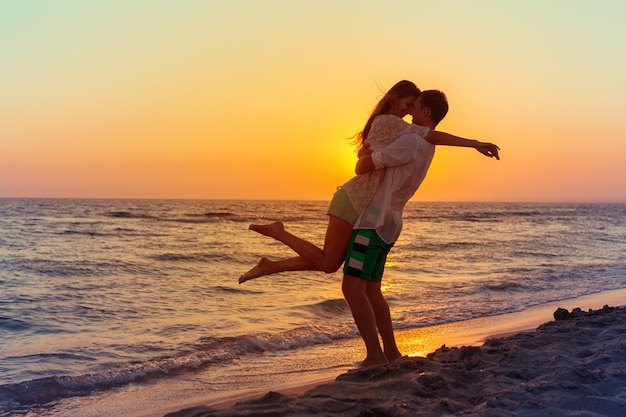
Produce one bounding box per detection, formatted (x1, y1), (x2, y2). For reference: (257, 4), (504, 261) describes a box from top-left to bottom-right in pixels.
(1, 2), (625, 201)
(397, 330), (445, 359)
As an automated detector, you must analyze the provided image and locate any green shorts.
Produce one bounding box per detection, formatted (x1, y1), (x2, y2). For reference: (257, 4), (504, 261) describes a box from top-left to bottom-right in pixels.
(343, 229), (394, 282)
(327, 187), (359, 225)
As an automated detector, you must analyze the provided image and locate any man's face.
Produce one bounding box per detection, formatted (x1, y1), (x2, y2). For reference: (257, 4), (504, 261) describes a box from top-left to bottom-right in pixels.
(410, 98), (428, 125)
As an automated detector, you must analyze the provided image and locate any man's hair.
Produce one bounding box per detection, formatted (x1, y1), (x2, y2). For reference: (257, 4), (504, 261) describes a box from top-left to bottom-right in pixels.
(419, 90), (448, 126)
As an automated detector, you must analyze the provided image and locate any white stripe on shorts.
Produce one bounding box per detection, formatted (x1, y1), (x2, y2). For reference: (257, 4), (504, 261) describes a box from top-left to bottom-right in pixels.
(354, 234), (370, 246)
(347, 258), (364, 270)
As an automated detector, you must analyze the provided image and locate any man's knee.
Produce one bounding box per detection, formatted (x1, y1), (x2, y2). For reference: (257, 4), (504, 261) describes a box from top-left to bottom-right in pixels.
(365, 281), (383, 297)
(341, 280), (351, 298)
(342, 275), (364, 298)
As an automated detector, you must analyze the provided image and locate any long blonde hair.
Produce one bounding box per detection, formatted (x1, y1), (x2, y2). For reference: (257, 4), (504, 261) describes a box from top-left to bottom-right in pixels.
(355, 80), (420, 149)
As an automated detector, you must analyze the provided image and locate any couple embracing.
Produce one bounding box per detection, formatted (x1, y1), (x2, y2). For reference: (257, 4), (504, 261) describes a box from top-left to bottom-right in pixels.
(240, 80), (500, 368)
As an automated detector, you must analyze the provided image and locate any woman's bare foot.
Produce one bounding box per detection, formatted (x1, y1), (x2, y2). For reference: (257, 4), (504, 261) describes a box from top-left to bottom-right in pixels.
(239, 258), (274, 284)
(249, 222), (285, 239)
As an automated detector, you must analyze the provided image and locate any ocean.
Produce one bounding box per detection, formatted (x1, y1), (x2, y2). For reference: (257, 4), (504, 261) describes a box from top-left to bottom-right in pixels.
(1, 199), (625, 416)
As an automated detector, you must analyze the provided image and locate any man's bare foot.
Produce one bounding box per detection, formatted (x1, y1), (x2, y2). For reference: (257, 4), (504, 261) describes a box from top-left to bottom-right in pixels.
(385, 351), (403, 364)
(357, 355), (388, 369)
(249, 222), (285, 239)
(239, 258), (274, 284)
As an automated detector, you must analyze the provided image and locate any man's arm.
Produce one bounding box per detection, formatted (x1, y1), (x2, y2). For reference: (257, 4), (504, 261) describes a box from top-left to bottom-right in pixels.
(425, 131), (500, 160)
(355, 134), (417, 175)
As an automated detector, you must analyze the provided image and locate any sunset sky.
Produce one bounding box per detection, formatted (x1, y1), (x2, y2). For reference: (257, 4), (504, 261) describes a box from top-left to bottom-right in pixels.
(2, 1), (625, 202)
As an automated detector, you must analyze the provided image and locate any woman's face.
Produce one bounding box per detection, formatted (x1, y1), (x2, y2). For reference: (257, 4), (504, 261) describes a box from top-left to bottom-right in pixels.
(393, 96), (417, 117)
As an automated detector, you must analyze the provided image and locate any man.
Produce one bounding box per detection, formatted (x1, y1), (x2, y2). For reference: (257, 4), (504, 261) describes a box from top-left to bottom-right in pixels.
(341, 90), (500, 367)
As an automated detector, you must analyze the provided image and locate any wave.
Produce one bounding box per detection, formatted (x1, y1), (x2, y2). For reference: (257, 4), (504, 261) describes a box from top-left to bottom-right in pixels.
(104, 211), (158, 220)
(149, 252), (238, 263)
(192, 212), (239, 220)
(8, 258), (156, 278)
(401, 241), (480, 252)
(173, 214), (316, 224)
(59, 230), (118, 237)
(481, 281), (526, 292)
(0, 316), (32, 332)
(401, 204), (603, 223)
(303, 298), (350, 317)
(102, 209), (317, 224)
(0, 326), (345, 409)
(210, 285), (261, 295)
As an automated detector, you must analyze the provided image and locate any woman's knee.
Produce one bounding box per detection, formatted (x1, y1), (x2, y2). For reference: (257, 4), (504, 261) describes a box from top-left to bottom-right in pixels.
(320, 259), (342, 274)
(316, 249), (346, 273)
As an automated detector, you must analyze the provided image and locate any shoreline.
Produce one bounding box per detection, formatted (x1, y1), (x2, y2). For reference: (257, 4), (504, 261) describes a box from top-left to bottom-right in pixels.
(141, 288), (626, 417)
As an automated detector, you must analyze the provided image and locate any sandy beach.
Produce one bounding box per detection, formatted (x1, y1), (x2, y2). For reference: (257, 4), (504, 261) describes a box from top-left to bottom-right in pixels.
(163, 303), (626, 417)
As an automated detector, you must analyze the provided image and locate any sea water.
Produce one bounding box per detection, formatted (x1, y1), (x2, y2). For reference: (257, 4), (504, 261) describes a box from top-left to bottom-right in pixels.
(1, 199), (625, 416)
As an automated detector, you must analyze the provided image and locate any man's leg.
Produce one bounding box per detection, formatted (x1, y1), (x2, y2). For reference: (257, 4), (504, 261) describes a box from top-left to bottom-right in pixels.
(342, 274), (387, 367)
(366, 281), (402, 363)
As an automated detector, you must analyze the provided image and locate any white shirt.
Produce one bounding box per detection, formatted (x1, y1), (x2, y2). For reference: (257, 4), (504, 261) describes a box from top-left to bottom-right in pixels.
(352, 133), (435, 243)
(340, 115), (430, 217)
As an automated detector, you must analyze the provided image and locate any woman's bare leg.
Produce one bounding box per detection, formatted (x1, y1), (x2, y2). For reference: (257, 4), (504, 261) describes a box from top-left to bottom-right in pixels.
(241, 216), (353, 282)
(239, 256), (315, 283)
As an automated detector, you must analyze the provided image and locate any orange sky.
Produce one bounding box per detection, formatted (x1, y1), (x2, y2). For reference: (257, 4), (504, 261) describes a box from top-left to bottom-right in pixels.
(1, 1), (625, 202)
